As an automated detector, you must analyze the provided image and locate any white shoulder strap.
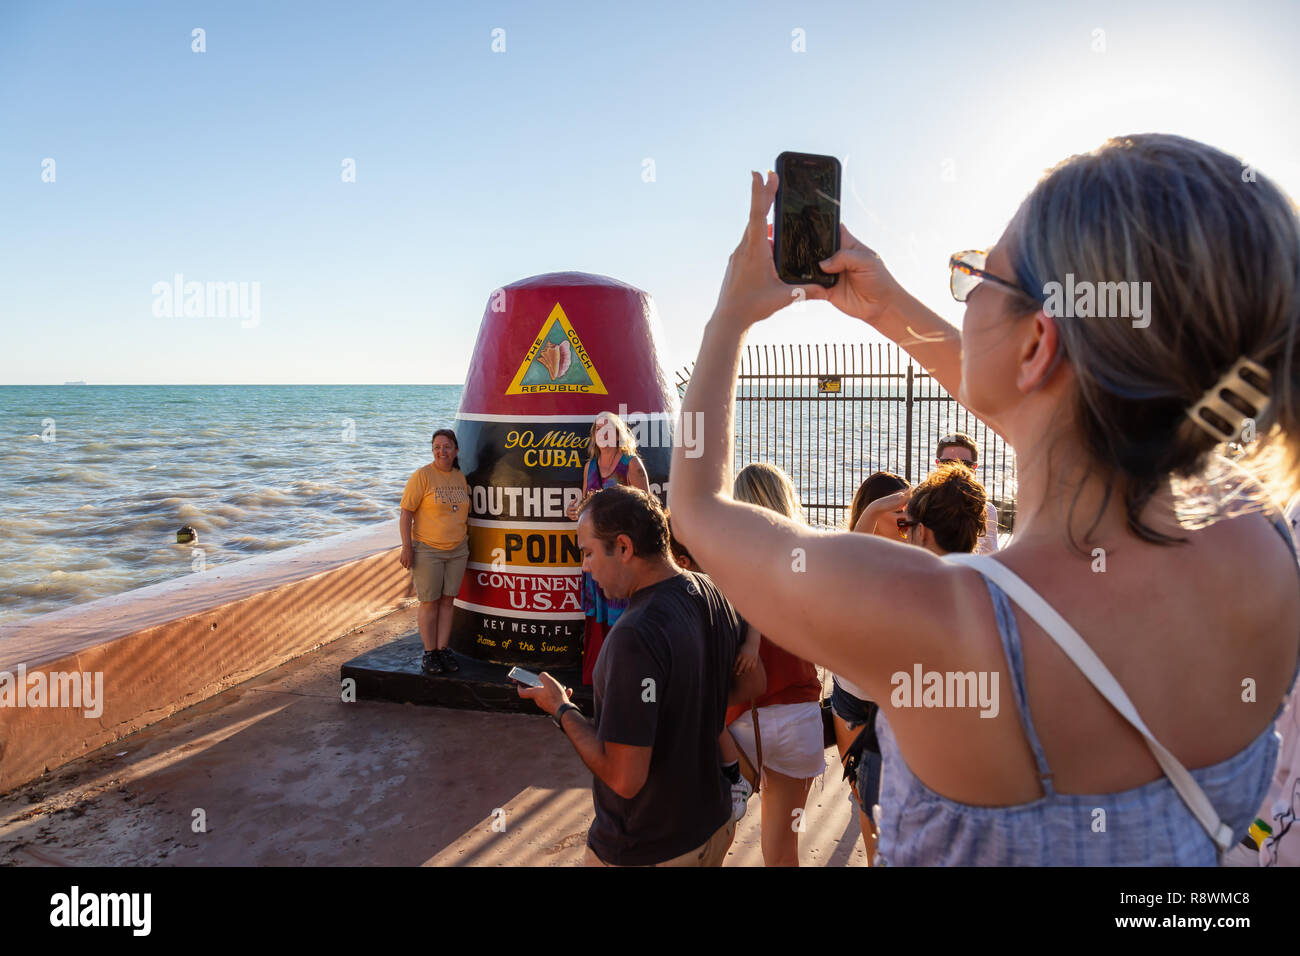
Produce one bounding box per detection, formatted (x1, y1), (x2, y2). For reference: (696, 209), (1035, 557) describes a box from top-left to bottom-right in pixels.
(942, 552), (1236, 854)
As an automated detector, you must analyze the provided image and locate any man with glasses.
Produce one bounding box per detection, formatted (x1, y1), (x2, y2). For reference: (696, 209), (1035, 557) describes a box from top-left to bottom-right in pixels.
(934, 432), (1000, 553)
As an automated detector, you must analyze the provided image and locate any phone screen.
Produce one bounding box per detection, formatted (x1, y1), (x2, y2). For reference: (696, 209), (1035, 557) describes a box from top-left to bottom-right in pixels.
(775, 152), (841, 287)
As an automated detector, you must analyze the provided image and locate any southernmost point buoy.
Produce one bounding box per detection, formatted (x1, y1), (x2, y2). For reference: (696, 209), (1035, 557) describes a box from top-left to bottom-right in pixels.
(449, 273), (677, 672)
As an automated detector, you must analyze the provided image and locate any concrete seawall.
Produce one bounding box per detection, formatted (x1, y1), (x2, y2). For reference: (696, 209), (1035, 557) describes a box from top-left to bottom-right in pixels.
(0, 521), (412, 793)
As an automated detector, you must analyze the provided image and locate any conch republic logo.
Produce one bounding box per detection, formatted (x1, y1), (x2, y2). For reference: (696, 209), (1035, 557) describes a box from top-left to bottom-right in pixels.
(506, 303), (608, 395)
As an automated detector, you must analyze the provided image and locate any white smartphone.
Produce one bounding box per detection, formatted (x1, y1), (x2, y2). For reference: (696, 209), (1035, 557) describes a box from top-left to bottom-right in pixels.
(507, 666), (542, 688)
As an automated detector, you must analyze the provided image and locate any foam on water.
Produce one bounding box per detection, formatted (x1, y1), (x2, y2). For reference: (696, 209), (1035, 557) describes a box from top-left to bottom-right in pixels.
(0, 384), (463, 624)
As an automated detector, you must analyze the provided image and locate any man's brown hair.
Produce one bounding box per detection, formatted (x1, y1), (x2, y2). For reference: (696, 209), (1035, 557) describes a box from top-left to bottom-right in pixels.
(577, 485), (669, 558)
(935, 432), (978, 465)
(907, 462), (987, 554)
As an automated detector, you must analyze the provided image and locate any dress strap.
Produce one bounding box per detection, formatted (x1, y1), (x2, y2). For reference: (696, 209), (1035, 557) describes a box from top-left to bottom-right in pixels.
(942, 552), (1236, 855)
(979, 577), (1057, 794)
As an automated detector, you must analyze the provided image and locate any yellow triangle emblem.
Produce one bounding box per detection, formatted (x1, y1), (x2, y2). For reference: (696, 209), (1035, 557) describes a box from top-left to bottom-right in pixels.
(505, 303), (608, 395)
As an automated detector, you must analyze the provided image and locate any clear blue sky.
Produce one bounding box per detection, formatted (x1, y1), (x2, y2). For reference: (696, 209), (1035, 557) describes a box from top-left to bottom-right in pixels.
(3, 0), (1298, 384)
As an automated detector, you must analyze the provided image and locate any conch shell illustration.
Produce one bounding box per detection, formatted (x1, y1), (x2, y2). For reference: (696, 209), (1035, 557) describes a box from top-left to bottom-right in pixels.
(537, 340), (573, 380)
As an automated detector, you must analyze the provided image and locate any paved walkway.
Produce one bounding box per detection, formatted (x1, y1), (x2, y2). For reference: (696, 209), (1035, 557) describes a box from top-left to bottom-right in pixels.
(0, 606), (869, 867)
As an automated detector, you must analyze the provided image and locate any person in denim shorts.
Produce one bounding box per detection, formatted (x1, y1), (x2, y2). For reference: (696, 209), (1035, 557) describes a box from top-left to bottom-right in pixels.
(833, 471), (910, 862)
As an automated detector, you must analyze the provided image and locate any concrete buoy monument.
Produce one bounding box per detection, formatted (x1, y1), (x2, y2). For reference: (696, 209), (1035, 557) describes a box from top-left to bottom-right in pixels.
(344, 273), (677, 711)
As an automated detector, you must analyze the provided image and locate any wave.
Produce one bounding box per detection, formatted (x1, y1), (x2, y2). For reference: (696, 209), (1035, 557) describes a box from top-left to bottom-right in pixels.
(233, 486), (313, 507)
(0, 383), (470, 621)
(222, 535), (303, 553)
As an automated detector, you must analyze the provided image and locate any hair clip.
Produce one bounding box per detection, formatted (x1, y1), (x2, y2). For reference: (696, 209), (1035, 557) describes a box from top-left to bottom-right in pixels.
(1185, 357), (1271, 443)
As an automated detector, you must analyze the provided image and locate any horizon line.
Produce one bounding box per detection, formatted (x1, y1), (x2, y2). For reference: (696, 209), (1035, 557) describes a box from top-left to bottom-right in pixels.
(2, 379), (473, 382)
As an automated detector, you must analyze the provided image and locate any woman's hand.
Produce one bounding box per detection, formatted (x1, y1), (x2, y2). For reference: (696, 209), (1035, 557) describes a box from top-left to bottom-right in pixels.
(860, 489), (911, 536)
(566, 492), (589, 521)
(868, 488), (911, 514)
(817, 223), (907, 329)
(712, 171), (830, 329)
(399, 544), (413, 570)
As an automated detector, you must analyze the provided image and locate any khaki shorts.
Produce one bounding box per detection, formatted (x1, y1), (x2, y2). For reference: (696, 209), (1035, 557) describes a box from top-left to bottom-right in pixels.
(583, 817), (736, 867)
(410, 540), (469, 601)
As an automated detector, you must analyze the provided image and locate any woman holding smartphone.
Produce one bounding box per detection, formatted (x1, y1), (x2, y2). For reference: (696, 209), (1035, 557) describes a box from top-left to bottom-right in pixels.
(670, 138), (1300, 865)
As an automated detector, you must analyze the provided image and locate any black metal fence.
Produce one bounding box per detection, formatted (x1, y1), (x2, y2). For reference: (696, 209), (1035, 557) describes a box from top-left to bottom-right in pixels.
(676, 342), (1017, 532)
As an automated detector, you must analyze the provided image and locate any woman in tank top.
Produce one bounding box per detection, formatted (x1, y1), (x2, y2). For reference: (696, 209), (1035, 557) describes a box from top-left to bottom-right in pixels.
(670, 138), (1300, 865)
(565, 411), (649, 684)
(723, 463), (825, 867)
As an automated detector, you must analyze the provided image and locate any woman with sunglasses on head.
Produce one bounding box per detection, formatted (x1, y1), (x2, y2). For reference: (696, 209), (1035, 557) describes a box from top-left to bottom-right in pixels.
(833, 471), (910, 864)
(670, 136), (1300, 865)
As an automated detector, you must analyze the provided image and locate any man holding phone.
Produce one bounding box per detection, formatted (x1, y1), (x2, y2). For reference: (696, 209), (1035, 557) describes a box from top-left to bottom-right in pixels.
(517, 485), (765, 866)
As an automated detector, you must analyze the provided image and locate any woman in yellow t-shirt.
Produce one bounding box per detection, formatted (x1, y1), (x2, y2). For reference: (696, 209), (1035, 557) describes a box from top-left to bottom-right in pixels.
(400, 428), (470, 676)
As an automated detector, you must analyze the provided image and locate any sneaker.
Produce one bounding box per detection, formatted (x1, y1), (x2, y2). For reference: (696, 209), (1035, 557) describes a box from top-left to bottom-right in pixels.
(438, 647), (460, 673)
(421, 650), (443, 676)
(730, 776), (753, 822)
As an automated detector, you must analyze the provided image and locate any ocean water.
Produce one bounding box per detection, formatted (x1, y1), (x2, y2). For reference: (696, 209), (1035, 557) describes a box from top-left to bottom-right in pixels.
(0, 385), (462, 625)
(0, 382), (1016, 626)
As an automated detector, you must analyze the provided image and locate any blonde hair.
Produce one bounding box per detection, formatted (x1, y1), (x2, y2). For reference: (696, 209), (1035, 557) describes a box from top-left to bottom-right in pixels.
(1005, 133), (1300, 543)
(734, 462), (803, 522)
(587, 411), (638, 461)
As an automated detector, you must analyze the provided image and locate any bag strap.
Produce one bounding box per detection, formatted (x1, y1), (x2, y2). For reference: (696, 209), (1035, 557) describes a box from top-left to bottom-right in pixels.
(750, 702), (763, 793)
(942, 552), (1236, 854)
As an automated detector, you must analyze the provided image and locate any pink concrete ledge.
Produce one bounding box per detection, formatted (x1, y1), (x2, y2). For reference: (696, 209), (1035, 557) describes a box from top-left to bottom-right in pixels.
(0, 520), (413, 793)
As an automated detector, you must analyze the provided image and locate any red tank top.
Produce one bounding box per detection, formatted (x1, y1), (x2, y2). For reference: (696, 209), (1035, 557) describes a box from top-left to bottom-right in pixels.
(726, 632), (820, 725)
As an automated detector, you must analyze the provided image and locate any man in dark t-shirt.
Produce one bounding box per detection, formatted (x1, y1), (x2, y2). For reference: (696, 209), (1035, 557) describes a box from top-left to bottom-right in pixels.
(518, 485), (759, 866)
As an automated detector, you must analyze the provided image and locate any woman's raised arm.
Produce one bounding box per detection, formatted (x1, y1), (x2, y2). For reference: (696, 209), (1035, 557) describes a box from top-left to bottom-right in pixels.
(820, 227), (964, 398)
(668, 172), (970, 701)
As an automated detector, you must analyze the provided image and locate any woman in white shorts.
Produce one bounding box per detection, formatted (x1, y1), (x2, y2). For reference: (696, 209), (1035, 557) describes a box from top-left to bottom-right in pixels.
(724, 463), (825, 866)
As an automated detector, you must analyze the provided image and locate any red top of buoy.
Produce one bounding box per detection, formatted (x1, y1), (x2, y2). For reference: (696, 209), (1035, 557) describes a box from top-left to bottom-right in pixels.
(458, 272), (676, 418)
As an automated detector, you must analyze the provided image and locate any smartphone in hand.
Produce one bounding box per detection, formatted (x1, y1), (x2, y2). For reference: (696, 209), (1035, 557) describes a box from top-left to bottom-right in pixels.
(773, 151), (842, 287)
(507, 666), (543, 688)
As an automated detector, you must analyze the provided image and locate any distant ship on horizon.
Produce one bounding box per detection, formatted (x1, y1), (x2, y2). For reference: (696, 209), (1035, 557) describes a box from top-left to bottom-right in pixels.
(62, 380), (88, 386)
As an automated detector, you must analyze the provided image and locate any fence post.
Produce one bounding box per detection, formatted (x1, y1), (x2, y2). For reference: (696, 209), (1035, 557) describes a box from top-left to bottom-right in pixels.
(904, 364), (914, 483)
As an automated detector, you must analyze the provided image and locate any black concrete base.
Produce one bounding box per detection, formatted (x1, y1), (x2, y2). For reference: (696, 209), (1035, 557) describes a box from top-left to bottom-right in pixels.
(341, 631), (593, 715)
